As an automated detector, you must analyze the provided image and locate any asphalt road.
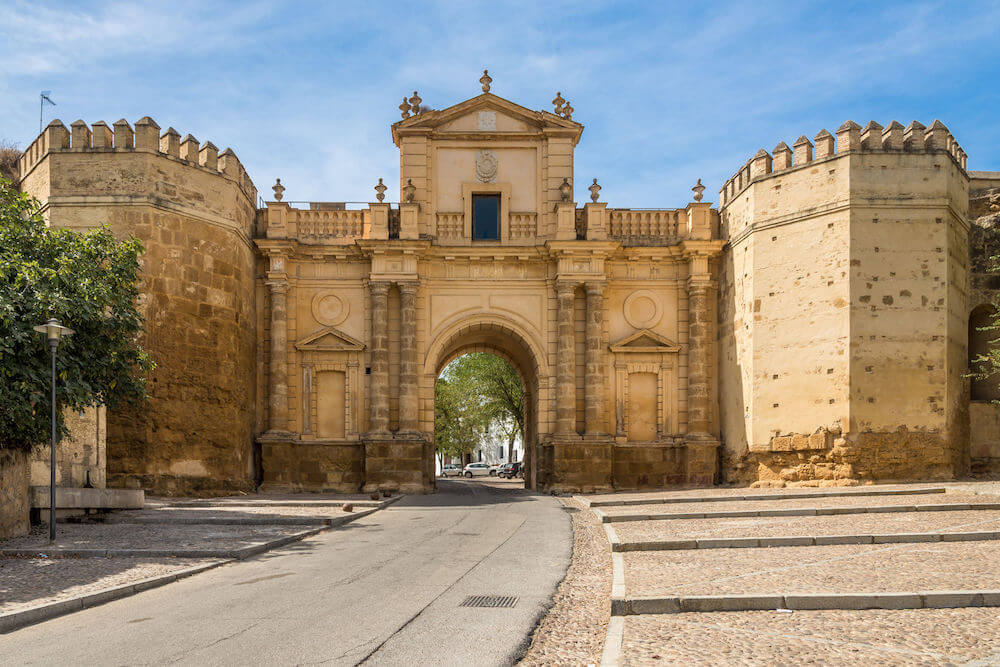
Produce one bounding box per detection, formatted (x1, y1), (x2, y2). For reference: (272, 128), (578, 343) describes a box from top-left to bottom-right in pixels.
(1, 479), (572, 666)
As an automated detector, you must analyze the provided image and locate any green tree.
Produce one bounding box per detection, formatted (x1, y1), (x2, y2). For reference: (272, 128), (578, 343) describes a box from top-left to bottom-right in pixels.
(0, 179), (153, 451)
(971, 252), (1000, 402)
(434, 353), (524, 466)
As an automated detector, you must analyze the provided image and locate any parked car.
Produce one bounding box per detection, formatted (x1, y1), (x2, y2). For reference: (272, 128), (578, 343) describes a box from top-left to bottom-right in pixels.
(441, 464), (462, 477)
(488, 464), (501, 476)
(498, 462), (522, 479)
(463, 462), (491, 477)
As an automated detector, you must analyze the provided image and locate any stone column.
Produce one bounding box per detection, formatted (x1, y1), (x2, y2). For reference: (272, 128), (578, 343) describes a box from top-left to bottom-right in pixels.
(584, 281), (605, 435)
(368, 280), (391, 436)
(555, 281), (577, 435)
(398, 281), (419, 433)
(687, 280), (714, 437)
(266, 280), (289, 433)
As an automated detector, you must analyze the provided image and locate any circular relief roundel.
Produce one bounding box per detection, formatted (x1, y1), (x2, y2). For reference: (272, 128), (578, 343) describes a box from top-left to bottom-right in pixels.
(623, 290), (662, 329)
(311, 292), (349, 326)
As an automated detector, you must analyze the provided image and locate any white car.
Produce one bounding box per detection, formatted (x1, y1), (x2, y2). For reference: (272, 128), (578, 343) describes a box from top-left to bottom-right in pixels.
(441, 464), (462, 477)
(462, 463), (491, 477)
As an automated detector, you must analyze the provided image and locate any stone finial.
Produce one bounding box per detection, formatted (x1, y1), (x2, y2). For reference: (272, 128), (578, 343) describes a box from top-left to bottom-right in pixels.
(272, 178), (285, 201)
(375, 177), (387, 202)
(219, 147), (239, 176)
(904, 120), (926, 150)
(792, 135), (813, 165)
(558, 177), (572, 202)
(589, 178), (601, 202)
(562, 103), (574, 120)
(692, 178), (705, 202)
(836, 120), (861, 153)
(399, 97), (411, 119)
(199, 141), (218, 170)
(882, 121), (905, 150)
(480, 69), (492, 93)
(772, 141), (793, 170)
(134, 116), (161, 150)
(861, 121), (883, 150)
(112, 118), (134, 149)
(44, 120), (70, 150)
(552, 92), (565, 115)
(813, 129), (834, 158)
(402, 178), (416, 203)
(408, 91), (422, 114)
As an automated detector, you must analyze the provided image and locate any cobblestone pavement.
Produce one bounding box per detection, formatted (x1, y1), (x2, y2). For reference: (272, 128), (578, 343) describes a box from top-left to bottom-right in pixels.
(598, 491), (988, 516)
(622, 608), (1000, 665)
(0, 557), (219, 614)
(614, 509), (1000, 542)
(518, 498), (609, 666)
(626, 538), (1000, 596)
(2, 522), (305, 551)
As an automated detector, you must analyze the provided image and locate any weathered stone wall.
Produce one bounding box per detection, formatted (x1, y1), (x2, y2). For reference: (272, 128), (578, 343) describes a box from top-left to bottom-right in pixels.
(30, 406), (106, 489)
(259, 441), (363, 492)
(18, 119), (258, 495)
(719, 121), (971, 485)
(0, 449), (29, 539)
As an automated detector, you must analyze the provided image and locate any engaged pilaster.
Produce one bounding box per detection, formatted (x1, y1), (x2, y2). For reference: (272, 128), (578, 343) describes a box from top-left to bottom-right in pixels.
(398, 281), (419, 432)
(266, 279), (289, 433)
(584, 281), (605, 435)
(556, 280), (577, 435)
(368, 280), (391, 436)
(686, 279), (714, 437)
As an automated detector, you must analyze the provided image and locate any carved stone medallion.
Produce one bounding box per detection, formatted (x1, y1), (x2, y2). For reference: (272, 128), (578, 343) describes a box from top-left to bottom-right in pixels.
(623, 290), (662, 329)
(477, 110), (496, 130)
(475, 149), (498, 183)
(312, 292), (349, 326)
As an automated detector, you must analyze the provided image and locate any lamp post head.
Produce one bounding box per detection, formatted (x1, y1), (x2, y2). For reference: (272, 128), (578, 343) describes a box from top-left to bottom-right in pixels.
(33, 318), (74, 346)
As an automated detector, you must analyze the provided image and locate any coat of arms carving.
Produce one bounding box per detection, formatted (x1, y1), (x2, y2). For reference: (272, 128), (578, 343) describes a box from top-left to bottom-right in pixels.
(475, 149), (498, 183)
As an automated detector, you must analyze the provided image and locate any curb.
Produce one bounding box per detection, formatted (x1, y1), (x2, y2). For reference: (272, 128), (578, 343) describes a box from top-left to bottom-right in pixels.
(611, 590), (1000, 615)
(164, 499), (388, 509)
(612, 530), (1000, 552)
(103, 516), (332, 526)
(584, 487), (946, 508)
(0, 498), (400, 633)
(600, 501), (1000, 523)
(599, 616), (625, 667)
(0, 560), (230, 634)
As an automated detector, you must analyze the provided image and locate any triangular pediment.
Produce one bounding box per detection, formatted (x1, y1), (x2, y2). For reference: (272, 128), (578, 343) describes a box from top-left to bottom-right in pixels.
(392, 93), (582, 144)
(610, 329), (681, 353)
(295, 326), (365, 352)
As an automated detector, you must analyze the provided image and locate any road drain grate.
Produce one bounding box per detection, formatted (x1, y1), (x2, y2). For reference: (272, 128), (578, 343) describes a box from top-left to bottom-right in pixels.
(460, 595), (518, 608)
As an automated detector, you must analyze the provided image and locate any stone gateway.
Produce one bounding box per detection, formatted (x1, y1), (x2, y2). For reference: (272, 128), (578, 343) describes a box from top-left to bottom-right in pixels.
(14, 80), (1000, 494)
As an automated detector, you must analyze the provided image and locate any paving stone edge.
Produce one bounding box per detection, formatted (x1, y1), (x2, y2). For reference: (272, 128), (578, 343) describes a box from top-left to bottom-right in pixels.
(601, 502), (1000, 523)
(0, 497), (401, 633)
(612, 530), (1000, 552)
(586, 487), (946, 508)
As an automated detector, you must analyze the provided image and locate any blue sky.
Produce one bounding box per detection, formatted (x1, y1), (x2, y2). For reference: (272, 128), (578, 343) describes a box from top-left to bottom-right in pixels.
(2, 1), (998, 207)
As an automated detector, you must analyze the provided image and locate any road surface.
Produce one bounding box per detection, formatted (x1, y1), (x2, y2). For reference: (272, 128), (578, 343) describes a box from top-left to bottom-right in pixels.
(2, 479), (572, 666)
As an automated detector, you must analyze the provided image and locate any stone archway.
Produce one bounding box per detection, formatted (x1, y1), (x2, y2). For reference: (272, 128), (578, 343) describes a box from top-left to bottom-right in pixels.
(422, 316), (549, 490)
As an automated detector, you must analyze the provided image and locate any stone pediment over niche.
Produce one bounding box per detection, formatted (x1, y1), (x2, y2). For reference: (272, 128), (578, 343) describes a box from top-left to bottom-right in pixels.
(610, 329), (681, 354)
(294, 327), (365, 352)
(392, 93), (582, 144)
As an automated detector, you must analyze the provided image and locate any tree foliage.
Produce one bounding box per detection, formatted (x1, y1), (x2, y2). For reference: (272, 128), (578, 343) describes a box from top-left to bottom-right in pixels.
(434, 353), (524, 461)
(971, 252), (1000, 402)
(0, 179), (153, 451)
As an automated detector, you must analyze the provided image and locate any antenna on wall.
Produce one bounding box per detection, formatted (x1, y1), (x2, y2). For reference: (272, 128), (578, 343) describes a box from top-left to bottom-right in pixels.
(39, 91), (56, 134)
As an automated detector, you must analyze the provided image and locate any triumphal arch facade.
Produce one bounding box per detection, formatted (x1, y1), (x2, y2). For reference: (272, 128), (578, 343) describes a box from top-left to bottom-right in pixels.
(256, 84), (724, 492)
(18, 72), (998, 495)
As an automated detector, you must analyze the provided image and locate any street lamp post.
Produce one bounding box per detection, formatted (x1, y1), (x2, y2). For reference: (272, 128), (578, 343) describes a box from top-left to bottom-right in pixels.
(32, 318), (74, 543)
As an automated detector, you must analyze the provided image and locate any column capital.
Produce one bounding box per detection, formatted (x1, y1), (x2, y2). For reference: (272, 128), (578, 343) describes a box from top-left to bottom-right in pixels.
(584, 280), (606, 295)
(397, 280), (420, 295)
(555, 279), (579, 294)
(368, 279), (391, 294)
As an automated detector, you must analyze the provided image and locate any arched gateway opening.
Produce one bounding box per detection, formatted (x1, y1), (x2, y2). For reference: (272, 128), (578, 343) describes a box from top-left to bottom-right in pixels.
(423, 317), (546, 490)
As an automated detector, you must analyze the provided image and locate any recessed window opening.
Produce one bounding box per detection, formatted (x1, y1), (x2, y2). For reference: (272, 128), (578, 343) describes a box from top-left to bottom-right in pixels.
(472, 194), (500, 241)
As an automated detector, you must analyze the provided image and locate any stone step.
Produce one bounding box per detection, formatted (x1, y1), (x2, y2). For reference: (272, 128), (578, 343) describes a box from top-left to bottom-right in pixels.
(612, 530), (1000, 551)
(611, 590), (1000, 615)
(598, 501), (1000, 523)
(583, 486), (946, 508)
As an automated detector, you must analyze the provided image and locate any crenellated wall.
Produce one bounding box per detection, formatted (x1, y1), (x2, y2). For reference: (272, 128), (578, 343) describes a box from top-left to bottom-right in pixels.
(18, 118), (259, 495)
(719, 120), (970, 486)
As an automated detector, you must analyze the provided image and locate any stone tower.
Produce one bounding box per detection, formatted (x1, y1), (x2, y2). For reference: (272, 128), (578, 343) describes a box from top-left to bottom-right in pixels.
(718, 120), (971, 484)
(17, 118), (258, 494)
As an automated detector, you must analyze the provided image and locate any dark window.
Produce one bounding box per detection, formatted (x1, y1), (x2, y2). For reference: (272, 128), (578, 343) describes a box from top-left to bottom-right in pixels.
(472, 194), (500, 241)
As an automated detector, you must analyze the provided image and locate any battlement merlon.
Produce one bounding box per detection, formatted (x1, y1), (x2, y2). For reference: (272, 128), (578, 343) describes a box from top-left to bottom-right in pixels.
(16, 118), (257, 204)
(719, 120), (968, 208)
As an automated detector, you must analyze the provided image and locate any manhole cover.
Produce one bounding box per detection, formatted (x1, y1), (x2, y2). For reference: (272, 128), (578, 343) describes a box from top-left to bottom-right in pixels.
(460, 595), (518, 608)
